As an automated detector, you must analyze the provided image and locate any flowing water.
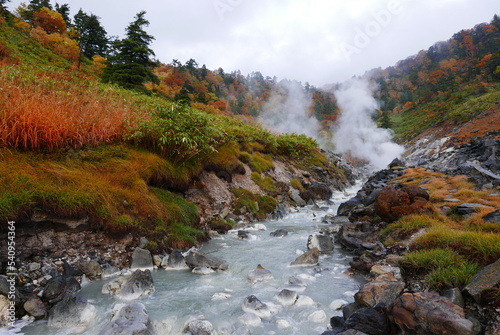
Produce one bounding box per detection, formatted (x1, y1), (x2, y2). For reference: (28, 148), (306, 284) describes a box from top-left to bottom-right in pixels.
(16, 184), (364, 335)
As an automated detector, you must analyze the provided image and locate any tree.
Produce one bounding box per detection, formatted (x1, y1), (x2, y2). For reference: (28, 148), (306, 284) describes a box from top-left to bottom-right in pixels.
(54, 3), (70, 26)
(32, 6), (66, 34)
(102, 11), (159, 93)
(73, 9), (108, 59)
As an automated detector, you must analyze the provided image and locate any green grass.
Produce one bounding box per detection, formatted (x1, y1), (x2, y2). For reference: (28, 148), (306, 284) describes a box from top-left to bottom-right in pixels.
(381, 214), (441, 239)
(251, 172), (277, 192)
(232, 188), (278, 220)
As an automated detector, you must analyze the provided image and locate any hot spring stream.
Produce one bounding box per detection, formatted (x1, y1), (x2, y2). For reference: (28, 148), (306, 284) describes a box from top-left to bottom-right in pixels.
(17, 184), (365, 335)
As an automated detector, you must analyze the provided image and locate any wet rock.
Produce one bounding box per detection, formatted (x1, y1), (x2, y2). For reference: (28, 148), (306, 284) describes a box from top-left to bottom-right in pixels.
(344, 306), (389, 335)
(308, 310), (327, 323)
(483, 210), (500, 224)
(457, 203), (495, 215)
(131, 247), (153, 270)
(77, 261), (102, 279)
(184, 250), (228, 271)
(48, 294), (96, 329)
(242, 295), (277, 319)
(237, 230), (250, 239)
(192, 266), (215, 275)
(239, 312), (261, 327)
(355, 273), (405, 307)
(290, 248), (320, 266)
(442, 288), (465, 308)
(185, 319), (216, 335)
(247, 264), (273, 283)
(101, 265), (121, 278)
(343, 302), (362, 320)
(463, 258), (500, 303)
(330, 315), (345, 333)
(99, 302), (154, 335)
(275, 289), (298, 306)
(269, 229), (288, 237)
(336, 221), (373, 251)
(23, 295), (47, 319)
(390, 291), (474, 335)
(102, 269), (154, 300)
(290, 189), (307, 207)
(42, 275), (81, 304)
(162, 250), (188, 270)
(329, 299), (348, 310)
(307, 234), (334, 253)
(337, 197), (363, 217)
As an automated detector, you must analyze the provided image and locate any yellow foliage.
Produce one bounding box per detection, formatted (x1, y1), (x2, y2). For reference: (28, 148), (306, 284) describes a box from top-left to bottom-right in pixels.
(29, 27), (79, 63)
(91, 55), (107, 75)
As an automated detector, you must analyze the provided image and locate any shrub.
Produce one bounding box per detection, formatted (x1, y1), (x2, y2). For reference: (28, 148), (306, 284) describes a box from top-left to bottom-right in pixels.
(232, 188), (278, 220)
(251, 172), (277, 192)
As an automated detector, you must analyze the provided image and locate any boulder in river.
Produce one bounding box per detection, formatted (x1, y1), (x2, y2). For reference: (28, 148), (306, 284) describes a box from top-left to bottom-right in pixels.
(307, 234), (334, 253)
(344, 305), (389, 335)
(99, 302), (154, 335)
(242, 295), (278, 319)
(247, 264), (273, 283)
(161, 250), (188, 270)
(290, 248), (320, 266)
(270, 229), (288, 237)
(102, 269), (154, 300)
(275, 289), (298, 307)
(42, 275), (81, 304)
(184, 250), (229, 271)
(48, 294), (96, 329)
(131, 247), (153, 270)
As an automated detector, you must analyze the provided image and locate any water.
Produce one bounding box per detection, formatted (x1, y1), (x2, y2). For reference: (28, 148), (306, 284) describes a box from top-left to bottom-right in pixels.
(16, 184), (364, 335)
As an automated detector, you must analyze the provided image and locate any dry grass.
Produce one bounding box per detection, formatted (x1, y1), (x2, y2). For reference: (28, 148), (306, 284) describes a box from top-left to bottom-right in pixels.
(0, 67), (146, 151)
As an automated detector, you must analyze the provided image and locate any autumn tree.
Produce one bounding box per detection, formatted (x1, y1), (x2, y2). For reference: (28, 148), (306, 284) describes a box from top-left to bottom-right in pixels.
(102, 11), (159, 93)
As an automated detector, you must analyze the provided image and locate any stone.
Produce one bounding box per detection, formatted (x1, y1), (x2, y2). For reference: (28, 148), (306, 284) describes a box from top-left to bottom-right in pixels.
(269, 229), (288, 237)
(184, 250), (228, 271)
(275, 289), (298, 307)
(192, 266), (215, 275)
(337, 197), (362, 216)
(295, 295), (315, 307)
(42, 275), (81, 304)
(101, 265), (121, 278)
(48, 294), (96, 329)
(290, 248), (320, 266)
(23, 295), (47, 319)
(307, 234), (334, 253)
(369, 265), (401, 280)
(99, 302), (154, 335)
(0, 295), (10, 325)
(247, 264), (273, 283)
(131, 247), (153, 270)
(27, 262), (41, 272)
(457, 203), (495, 215)
(442, 288), (465, 308)
(302, 182), (333, 201)
(344, 306), (389, 335)
(336, 221), (372, 251)
(355, 273), (405, 307)
(483, 210), (500, 224)
(77, 261), (102, 279)
(290, 189), (307, 207)
(463, 258), (500, 303)
(237, 230), (250, 239)
(186, 319), (216, 335)
(239, 313), (261, 327)
(242, 295), (276, 319)
(329, 299), (348, 310)
(102, 269), (154, 300)
(162, 250), (188, 270)
(374, 186), (430, 223)
(390, 292), (474, 335)
(307, 310), (327, 323)
(152, 255), (162, 267)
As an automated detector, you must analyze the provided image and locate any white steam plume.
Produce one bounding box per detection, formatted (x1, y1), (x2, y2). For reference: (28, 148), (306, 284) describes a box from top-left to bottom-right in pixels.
(333, 78), (404, 170)
(259, 80), (321, 139)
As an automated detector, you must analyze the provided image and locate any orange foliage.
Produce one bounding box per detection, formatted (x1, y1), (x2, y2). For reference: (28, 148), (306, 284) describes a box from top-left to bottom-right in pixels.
(30, 27), (79, 63)
(402, 101), (415, 110)
(32, 7), (66, 34)
(475, 54), (493, 68)
(0, 69), (145, 151)
(90, 55), (106, 75)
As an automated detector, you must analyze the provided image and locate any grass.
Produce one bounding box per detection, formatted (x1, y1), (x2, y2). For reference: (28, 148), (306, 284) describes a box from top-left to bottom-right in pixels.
(251, 172), (278, 193)
(232, 188), (278, 220)
(381, 214), (441, 239)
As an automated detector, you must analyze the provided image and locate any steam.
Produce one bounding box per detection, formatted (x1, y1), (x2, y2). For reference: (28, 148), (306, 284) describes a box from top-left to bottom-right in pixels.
(333, 78), (404, 170)
(259, 80), (321, 139)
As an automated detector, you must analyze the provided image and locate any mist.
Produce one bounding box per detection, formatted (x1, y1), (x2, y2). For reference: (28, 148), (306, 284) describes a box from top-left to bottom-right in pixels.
(332, 78), (405, 170)
(259, 80), (321, 140)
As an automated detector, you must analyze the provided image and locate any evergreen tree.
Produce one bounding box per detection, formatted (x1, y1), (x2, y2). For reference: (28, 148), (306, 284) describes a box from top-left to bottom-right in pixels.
(73, 9), (108, 58)
(54, 3), (70, 26)
(102, 11), (159, 93)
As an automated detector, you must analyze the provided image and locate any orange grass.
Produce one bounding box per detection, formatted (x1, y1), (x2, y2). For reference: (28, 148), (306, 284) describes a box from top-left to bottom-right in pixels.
(0, 67), (146, 151)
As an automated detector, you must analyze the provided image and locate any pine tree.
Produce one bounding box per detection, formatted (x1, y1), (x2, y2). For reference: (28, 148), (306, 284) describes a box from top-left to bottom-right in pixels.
(54, 3), (70, 26)
(73, 9), (108, 59)
(102, 11), (159, 93)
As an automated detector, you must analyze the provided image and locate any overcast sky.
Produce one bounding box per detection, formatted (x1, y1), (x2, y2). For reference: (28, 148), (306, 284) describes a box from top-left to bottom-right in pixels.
(7, 0), (499, 86)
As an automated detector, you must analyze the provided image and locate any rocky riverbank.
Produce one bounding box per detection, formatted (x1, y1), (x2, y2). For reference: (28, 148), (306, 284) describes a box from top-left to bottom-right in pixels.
(325, 156), (500, 335)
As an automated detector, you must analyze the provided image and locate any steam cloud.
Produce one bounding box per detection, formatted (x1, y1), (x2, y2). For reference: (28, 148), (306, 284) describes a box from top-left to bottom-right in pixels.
(333, 78), (405, 170)
(260, 80), (321, 139)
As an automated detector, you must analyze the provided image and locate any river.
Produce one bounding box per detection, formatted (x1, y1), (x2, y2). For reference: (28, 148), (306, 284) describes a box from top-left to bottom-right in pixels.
(16, 184), (364, 335)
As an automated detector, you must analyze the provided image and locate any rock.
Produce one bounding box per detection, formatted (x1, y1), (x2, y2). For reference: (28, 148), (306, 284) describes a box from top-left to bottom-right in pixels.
(374, 186), (430, 223)
(192, 266), (215, 275)
(369, 265), (401, 280)
(457, 203), (495, 215)
(27, 262), (41, 272)
(131, 247), (153, 270)
(162, 250), (188, 270)
(77, 261), (102, 279)
(0, 295), (11, 325)
(307, 234), (334, 253)
(343, 302), (362, 320)
(301, 182), (333, 201)
(102, 269), (154, 300)
(355, 273), (405, 307)
(186, 319), (216, 335)
(290, 248), (320, 266)
(483, 210), (500, 223)
(463, 258), (500, 303)
(344, 306), (389, 335)
(99, 302), (154, 335)
(275, 289), (298, 306)
(336, 221), (373, 250)
(101, 265), (121, 278)
(442, 288), (465, 308)
(308, 310), (327, 323)
(337, 197), (362, 216)
(290, 189), (307, 207)
(276, 319), (291, 329)
(152, 255), (162, 267)
(42, 275), (81, 304)
(48, 294), (96, 329)
(270, 229), (288, 237)
(295, 295), (315, 307)
(390, 292), (474, 335)
(184, 250), (228, 271)
(23, 295), (47, 319)
(237, 230), (250, 239)
(336, 329), (370, 335)
(247, 264), (273, 283)
(329, 299), (348, 310)
(242, 295), (276, 319)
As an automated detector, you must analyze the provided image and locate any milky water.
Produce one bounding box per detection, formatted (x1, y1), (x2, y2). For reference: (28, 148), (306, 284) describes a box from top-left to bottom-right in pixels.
(15, 184), (364, 335)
